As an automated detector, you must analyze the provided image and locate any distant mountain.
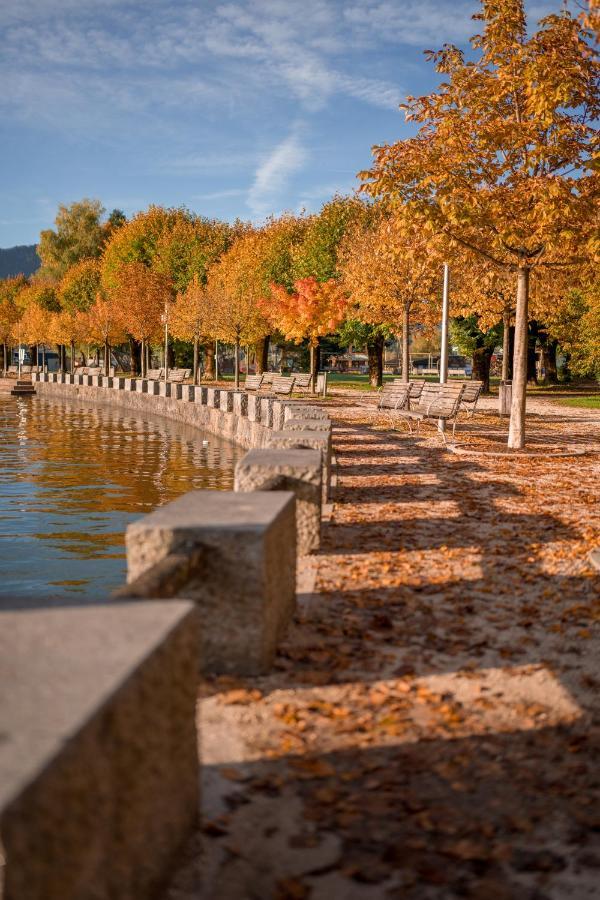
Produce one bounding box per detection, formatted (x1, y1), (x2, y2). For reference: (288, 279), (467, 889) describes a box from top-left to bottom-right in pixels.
(0, 244), (40, 279)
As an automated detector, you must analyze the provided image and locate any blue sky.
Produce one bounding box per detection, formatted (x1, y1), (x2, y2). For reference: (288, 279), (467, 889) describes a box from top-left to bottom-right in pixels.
(0, 0), (559, 247)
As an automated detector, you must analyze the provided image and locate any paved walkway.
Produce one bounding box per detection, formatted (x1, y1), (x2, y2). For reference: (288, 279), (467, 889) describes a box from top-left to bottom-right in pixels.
(167, 395), (600, 900)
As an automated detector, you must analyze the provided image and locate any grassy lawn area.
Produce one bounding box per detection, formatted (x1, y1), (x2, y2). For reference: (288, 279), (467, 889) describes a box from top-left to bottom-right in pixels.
(553, 396), (600, 409)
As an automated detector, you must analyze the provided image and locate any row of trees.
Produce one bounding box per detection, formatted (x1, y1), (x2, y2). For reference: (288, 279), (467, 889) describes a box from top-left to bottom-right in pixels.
(0, 0), (597, 448)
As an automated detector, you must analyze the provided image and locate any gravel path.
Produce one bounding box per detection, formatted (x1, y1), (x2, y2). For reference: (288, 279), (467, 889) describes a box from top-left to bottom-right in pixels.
(167, 393), (600, 900)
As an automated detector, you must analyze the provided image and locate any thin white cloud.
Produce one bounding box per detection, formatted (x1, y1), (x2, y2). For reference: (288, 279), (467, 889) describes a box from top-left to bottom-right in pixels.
(247, 130), (308, 219)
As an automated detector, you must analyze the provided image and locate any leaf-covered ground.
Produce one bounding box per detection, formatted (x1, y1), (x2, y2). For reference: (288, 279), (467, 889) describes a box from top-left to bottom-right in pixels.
(167, 394), (600, 900)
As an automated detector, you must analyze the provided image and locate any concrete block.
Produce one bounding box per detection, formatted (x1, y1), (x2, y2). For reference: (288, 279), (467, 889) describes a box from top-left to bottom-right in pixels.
(146, 379), (160, 396)
(135, 378), (147, 393)
(158, 380), (171, 398)
(269, 429), (331, 502)
(104, 377), (114, 388)
(171, 383), (183, 400)
(124, 378), (137, 392)
(125, 490), (297, 675)
(194, 386), (208, 405)
(284, 404), (330, 422)
(181, 384), (195, 402)
(283, 417), (331, 433)
(112, 377), (125, 390)
(205, 387), (220, 409)
(247, 393), (261, 423)
(219, 389), (233, 412)
(235, 449), (322, 554)
(0, 601), (200, 900)
(260, 397), (273, 428)
(232, 391), (248, 417)
(90, 375), (101, 387)
(271, 400), (285, 430)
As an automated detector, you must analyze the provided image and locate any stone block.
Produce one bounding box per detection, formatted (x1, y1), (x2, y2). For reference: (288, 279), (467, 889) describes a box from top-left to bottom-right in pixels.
(268, 429), (331, 502)
(181, 384), (195, 402)
(219, 389), (234, 412)
(145, 379), (159, 396)
(271, 400), (285, 430)
(247, 393), (261, 423)
(91, 375), (101, 387)
(171, 383), (183, 400)
(284, 404), (329, 422)
(282, 417), (331, 433)
(124, 378), (137, 392)
(194, 386), (208, 405)
(232, 391), (248, 418)
(205, 387), (220, 408)
(135, 378), (147, 393)
(112, 377), (125, 390)
(158, 380), (171, 398)
(0, 601), (200, 900)
(235, 449), (322, 554)
(104, 377), (114, 388)
(260, 397), (273, 428)
(125, 490), (296, 675)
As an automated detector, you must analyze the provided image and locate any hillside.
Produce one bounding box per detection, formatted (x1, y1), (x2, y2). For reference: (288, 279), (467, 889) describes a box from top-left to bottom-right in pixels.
(0, 244), (40, 278)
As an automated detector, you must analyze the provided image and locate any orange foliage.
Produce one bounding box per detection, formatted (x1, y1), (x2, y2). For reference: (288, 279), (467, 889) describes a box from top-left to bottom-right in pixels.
(266, 277), (349, 347)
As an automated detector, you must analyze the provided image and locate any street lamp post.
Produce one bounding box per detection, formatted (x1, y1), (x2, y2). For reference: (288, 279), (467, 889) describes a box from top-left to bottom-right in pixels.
(162, 303), (169, 382)
(439, 262), (450, 432)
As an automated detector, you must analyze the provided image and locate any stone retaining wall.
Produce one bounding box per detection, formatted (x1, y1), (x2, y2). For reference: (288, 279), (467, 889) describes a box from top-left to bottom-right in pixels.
(0, 373), (334, 899)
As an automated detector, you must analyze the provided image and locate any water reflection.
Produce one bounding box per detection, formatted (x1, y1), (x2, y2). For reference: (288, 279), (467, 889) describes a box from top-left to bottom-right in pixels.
(0, 396), (242, 604)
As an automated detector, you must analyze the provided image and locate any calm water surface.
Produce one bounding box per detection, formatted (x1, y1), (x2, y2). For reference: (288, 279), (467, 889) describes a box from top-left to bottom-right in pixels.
(0, 395), (242, 604)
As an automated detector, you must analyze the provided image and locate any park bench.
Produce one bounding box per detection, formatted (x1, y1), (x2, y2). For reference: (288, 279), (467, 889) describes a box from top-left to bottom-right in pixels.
(262, 372), (275, 386)
(377, 382), (411, 423)
(457, 380), (483, 418)
(292, 373), (313, 394)
(395, 382), (465, 442)
(146, 368), (163, 380)
(168, 368), (191, 383)
(244, 374), (263, 392)
(6, 366), (17, 376)
(271, 375), (296, 398)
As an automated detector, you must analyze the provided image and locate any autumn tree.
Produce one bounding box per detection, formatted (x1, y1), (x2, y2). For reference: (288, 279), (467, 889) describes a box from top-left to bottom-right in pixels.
(339, 205), (442, 384)
(38, 199), (105, 280)
(267, 278), (349, 387)
(111, 263), (171, 377)
(59, 259), (101, 314)
(170, 275), (213, 385)
(0, 276), (26, 373)
(360, 0), (598, 447)
(102, 206), (231, 373)
(86, 294), (126, 376)
(205, 228), (274, 388)
(49, 310), (88, 373)
(19, 302), (55, 366)
(14, 279), (60, 366)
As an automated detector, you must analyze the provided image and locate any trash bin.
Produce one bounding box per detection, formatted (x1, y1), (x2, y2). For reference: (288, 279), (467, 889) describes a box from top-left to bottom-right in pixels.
(499, 380), (512, 416)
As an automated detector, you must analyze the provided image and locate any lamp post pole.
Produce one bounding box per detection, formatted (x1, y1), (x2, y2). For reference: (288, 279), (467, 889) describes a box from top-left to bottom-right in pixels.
(163, 303), (169, 382)
(215, 340), (218, 381)
(439, 262), (450, 432)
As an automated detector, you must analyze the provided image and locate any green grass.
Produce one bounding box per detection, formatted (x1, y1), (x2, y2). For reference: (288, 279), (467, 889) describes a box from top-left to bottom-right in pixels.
(553, 396), (600, 409)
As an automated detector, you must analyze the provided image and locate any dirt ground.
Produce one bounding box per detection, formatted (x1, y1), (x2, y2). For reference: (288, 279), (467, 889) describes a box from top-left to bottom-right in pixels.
(167, 392), (600, 900)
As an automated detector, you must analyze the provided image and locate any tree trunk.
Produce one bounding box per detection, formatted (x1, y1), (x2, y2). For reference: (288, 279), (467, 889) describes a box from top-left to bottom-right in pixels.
(70, 340), (75, 374)
(508, 325), (515, 379)
(309, 344), (316, 392)
(2, 342), (7, 375)
(256, 336), (270, 374)
(539, 332), (558, 384)
(401, 303), (410, 383)
(104, 339), (110, 376)
(527, 321), (539, 385)
(501, 311), (510, 382)
(234, 337), (240, 389)
(472, 345), (493, 394)
(367, 334), (384, 387)
(192, 337), (200, 385)
(128, 337), (141, 375)
(203, 342), (215, 380)
(508, 266), (529, 449)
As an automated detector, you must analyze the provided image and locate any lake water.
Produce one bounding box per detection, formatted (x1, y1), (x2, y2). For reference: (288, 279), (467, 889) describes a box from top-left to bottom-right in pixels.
(0, 395), (242, 605)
